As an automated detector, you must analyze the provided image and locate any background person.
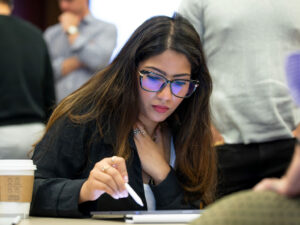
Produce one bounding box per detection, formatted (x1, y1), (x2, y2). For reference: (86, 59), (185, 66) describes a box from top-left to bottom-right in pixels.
(0, 0), (56, 159)
(44, 0), (117, 103)
(29, 13), (217, 217)
(189, 51), (300, 225)
(254, 52), (300, 197)
(179, 0), (300, 198)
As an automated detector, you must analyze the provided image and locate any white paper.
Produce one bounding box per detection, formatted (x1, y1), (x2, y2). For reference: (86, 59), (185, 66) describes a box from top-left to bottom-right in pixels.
(125, 213), (201, 223)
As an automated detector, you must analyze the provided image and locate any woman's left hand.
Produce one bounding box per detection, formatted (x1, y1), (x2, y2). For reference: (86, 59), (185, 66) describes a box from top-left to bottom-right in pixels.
(133, 122), (170, 185)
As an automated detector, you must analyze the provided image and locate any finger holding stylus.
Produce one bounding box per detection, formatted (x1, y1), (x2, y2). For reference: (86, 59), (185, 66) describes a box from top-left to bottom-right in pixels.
(79, 156), (128, 203)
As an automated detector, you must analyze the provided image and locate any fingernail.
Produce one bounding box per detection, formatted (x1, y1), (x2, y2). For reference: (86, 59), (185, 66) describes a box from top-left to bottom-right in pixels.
(112, 194), (119, 199)
(119, 190), (127, 198)
(118, 192), (124, 198)
(123, 176), (128, 182)
(123, 190), (128, 198)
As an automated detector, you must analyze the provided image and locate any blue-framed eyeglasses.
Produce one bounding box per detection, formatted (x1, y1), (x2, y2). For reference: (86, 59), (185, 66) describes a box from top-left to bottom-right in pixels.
(139, 70), (199, 98)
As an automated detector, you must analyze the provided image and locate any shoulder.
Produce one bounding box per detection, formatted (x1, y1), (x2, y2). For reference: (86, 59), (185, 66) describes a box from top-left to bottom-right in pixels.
(86, 14), (117, 33)
(44, 23), (62, 38)
(34, 116), (98, 157)
(3, 16), (43, 36)
(51, 116), (96, 137)
(179, 0), (204, 11)
(0, 16), (49, 47)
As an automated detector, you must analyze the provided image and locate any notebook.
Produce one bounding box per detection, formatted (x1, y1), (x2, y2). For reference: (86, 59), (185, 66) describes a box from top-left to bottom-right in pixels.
(91, 209), (203, 223)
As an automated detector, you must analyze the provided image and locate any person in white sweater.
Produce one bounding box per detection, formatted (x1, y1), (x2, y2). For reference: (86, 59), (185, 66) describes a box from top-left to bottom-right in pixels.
(179, 0), (300, 198)
(254, 52), (300, 197)
(188, 51), (300, 225)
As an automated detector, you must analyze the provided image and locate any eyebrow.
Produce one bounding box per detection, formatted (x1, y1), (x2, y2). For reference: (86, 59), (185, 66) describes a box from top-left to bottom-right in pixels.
(144, 66), (191, 78)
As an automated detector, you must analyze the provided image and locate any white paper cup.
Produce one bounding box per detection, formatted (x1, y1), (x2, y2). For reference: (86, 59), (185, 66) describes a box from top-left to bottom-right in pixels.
(0, 160), (36, 218)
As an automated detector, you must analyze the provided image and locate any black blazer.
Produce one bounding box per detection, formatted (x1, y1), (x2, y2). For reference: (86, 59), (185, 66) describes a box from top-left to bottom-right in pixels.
(30, 117), (200, 217)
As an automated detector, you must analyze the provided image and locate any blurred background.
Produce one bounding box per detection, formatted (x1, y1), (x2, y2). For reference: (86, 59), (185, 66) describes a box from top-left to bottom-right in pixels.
(12, 0), (181, 60)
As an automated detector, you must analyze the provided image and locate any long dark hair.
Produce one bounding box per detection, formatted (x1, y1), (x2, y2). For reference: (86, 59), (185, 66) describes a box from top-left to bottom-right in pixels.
(43, 13), (216, 205)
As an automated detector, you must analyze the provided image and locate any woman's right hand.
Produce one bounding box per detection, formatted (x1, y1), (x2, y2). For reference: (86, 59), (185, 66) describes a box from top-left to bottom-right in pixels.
(79, 156), (129, 203)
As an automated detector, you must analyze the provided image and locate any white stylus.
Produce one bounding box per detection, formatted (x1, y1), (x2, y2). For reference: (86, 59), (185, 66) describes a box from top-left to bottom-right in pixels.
(125, 183), (144, 207)
(11, 216), (21, 225)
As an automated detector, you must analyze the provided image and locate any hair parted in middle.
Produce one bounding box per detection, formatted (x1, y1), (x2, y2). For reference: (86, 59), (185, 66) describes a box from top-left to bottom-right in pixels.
(45, 12), (216, 205)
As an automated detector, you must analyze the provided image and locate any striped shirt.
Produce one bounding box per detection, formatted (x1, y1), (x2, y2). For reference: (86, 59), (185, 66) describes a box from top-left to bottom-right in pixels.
(44, 14), (117, 103)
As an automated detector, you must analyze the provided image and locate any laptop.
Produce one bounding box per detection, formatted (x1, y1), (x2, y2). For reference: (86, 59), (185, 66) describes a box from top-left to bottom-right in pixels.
(91, 209), (203, 223)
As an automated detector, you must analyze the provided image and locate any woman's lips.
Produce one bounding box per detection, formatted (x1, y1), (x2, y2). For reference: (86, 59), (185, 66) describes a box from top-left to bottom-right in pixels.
(153, 105), (169, 113)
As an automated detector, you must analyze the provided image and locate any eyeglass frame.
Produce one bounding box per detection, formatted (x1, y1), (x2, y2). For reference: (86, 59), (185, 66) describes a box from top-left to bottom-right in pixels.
(138, 70), (200, 98)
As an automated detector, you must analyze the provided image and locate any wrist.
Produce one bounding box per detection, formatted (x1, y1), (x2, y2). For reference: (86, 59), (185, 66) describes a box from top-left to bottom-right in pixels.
(152, 165), (170, 185)
(79, 181), (92, 204)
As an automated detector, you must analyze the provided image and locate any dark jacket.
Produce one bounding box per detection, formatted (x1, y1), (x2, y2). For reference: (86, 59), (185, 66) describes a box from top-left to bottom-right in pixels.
(0, 15), (55, 126)
(30, 117), (200, 217)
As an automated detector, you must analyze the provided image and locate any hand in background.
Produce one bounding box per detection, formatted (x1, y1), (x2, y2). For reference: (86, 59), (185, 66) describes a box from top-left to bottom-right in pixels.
(79, 156), (128, 204)
(59, 12), (80, 32)
(292, 123), (300, 137)
(211, 124), (225, 146)
(61, 56), (83, 76)
(254, 145), (300, 197)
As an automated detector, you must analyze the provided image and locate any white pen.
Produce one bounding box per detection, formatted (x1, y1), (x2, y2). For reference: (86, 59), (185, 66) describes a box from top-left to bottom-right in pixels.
(125, 183), (144, 207)
(11, 216), (21, 225)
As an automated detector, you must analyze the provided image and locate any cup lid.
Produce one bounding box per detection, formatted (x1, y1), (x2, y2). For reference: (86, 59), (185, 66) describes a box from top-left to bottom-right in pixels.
(0, 160), (36, 170)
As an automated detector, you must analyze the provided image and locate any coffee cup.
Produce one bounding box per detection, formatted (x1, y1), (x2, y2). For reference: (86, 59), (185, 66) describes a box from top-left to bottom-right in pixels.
(0, 160), (36, 218)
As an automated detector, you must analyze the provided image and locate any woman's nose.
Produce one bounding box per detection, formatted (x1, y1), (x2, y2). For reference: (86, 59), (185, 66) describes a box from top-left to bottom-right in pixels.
(156, 83), (173, 100)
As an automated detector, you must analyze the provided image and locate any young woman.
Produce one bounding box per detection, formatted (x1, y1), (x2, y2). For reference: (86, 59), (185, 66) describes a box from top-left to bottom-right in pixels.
(30, 13), (217, 217)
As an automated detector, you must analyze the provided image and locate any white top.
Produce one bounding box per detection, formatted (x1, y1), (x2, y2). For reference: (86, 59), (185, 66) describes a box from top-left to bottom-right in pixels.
(143, 136), (176, 210)
(179, 0), (300, 144)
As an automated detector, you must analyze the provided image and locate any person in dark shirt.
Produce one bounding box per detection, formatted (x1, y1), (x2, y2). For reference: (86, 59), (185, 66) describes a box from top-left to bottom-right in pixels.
(30, 13), (217, 217)
(0, 0), (56, 159)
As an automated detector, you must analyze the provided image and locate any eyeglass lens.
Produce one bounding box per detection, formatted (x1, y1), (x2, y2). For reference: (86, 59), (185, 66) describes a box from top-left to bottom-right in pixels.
(141, 72), (196, 97)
